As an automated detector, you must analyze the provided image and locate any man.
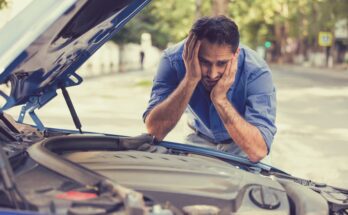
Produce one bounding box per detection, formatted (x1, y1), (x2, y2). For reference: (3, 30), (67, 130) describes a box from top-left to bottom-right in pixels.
(140, 50), (145, 70)
(143, 16), (276, 162)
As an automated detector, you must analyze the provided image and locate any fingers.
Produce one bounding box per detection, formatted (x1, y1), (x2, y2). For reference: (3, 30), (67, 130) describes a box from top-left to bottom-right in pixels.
(232, 49), (240, 69)
(231, 49), (240, 74)
(193, 39), (201, 62)
(226, 50), (240, 78)
(222, 58), (233, 81)
(220, 52), (238, 85)
(183, 32), (201, 64)
(188, 34), (197, 60)
(183, 33), (193, 59)
(183, 32), (198, 61)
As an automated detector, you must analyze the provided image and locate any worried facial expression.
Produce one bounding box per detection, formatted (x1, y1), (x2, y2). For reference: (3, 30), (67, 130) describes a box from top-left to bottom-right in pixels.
(198, 39), (236, 91)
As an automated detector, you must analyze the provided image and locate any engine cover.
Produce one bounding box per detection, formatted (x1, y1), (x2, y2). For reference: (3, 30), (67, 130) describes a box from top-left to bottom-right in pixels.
(65, 151), (290, 214)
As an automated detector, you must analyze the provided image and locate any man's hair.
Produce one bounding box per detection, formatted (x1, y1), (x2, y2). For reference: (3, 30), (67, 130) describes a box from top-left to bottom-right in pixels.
(191, 15), (239, 52)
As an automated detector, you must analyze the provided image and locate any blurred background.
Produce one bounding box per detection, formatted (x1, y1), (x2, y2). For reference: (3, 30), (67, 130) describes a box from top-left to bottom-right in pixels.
(0, 0), (348, 188)
(114, 0), (348, 68)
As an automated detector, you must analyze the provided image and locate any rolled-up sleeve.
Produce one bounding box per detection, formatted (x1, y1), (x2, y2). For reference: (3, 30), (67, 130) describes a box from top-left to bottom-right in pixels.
(244, 68), (277, 153)
(142, 52), (179, 122)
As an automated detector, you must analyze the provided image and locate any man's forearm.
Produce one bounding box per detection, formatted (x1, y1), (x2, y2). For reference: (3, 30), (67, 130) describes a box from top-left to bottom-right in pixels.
(145, 77), (198, 140)
(213, 98), (267, 162)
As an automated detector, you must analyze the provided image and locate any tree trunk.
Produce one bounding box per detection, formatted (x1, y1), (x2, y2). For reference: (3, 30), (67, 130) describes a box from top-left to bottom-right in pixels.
(274, 23), (283, 62)
(211, 0), (228, 16)
(195, 0), (202, 19)
(118, 44), (125, 73)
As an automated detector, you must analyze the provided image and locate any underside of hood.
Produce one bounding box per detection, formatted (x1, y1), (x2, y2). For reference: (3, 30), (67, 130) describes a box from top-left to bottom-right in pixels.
(0, 0), (150, 113)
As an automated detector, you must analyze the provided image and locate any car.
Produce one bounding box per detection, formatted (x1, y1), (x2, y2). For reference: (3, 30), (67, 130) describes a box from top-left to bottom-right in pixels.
(0, 0), (347, 214)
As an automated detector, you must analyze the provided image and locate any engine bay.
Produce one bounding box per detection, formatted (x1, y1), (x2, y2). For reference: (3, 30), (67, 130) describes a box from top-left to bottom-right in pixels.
(0, 116), (347, 214)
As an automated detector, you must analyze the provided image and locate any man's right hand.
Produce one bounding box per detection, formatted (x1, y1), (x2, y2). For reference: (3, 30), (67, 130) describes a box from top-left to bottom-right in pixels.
(145, 33), (202, 141)
(182, 33), (202, 83)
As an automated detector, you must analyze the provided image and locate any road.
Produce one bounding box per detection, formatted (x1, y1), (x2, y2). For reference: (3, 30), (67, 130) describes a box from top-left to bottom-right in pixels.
(8, 64), (348, 188)
(270, 65), (348, 189)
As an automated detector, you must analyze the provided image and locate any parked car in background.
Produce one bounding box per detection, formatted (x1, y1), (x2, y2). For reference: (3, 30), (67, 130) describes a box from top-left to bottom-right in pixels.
(0, 0), (347, 214)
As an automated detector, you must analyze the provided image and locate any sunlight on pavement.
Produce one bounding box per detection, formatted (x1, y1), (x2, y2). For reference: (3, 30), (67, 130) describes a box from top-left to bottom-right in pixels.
(279, 87), (348, 100)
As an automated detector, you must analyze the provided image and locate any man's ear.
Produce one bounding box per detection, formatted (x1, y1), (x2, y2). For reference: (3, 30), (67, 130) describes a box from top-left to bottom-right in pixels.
(232, 47), (240, 55)
(232, 48), (240, 59)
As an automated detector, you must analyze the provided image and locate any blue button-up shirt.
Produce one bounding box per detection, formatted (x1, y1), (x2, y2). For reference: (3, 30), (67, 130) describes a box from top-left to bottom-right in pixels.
(143, 40), (277, 152)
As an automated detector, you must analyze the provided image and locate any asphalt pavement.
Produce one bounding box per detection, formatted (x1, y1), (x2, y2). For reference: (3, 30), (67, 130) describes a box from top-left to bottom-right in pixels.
(270, 64), (348, 188)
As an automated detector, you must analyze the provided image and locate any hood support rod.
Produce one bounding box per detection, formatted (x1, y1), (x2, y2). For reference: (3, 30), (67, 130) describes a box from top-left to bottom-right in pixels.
(61, 87), (82, 134)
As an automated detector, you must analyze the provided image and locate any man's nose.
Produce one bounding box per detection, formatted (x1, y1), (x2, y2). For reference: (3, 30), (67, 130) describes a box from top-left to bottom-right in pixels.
(208, 65), (221, 80)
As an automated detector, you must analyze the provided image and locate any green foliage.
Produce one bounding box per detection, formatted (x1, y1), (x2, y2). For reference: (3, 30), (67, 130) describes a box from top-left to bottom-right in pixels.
(113, 0), (213, 49)
(113, 1), (196, 49)
(0, 0), (7, 9)
(228, 0), (348, 49)
(112, 6), (161, 47)
(113, 0), (348, 52)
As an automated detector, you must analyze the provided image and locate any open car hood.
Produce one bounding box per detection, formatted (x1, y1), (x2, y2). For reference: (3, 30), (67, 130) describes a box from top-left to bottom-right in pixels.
(0, 0), (150, 114)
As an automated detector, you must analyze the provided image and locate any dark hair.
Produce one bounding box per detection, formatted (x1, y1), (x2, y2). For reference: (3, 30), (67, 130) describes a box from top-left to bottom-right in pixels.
(191, 15), (239, 52)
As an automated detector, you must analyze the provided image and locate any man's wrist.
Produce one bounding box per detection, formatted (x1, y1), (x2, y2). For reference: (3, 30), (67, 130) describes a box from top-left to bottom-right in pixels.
(183, 74), (200, 86)
(212, 98), (239, 125)
(211, 95), (228, 105)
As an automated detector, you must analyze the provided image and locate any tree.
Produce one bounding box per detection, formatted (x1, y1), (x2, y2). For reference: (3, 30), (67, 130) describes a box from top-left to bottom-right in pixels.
(195, 0), (202, 19)
(113, 0), (206, 49)
(113, 0), (347, 64)
(0, 0), (7, 9)
(227, 0), (348, 63)
(211, 0), (228, 16)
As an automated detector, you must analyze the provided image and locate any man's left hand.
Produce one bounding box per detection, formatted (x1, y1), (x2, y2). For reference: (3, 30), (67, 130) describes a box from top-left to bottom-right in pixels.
(210, 49), (240, 103)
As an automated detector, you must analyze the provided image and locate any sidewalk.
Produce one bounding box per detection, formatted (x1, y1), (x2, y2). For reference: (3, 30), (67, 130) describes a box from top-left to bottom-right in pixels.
(270, 63), (348, 81)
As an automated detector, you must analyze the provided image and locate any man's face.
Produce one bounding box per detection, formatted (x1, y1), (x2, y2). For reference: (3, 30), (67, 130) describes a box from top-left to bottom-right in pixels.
(198, 39), (235, 91)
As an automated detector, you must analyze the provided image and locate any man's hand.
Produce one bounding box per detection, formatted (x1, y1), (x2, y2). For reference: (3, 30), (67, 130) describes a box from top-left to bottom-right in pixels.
(182, 33), (202, 83)
(210, 49), (239, 103)
(145, 33), (202, 141)
(210, 49), (268, 162)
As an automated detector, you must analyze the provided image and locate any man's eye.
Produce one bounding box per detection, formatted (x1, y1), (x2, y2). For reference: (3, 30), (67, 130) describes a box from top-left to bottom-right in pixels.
(200, 60), (210, 66)
(217, 62), (227, 67)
